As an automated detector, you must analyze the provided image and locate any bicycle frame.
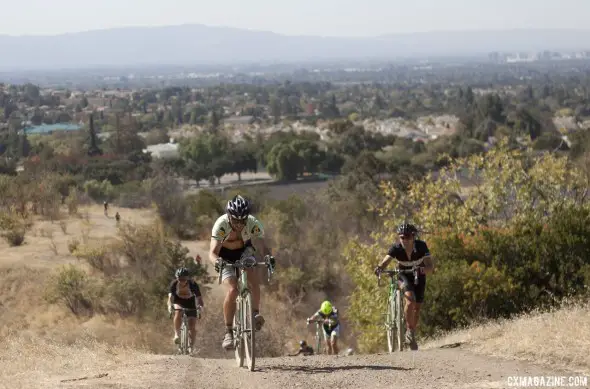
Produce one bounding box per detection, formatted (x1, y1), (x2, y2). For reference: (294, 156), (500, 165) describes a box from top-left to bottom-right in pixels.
(172, 307), (200, 355)
(306, 318), (327, 355)
(217, 252), (274, 371)
(377, 262), (420, 353)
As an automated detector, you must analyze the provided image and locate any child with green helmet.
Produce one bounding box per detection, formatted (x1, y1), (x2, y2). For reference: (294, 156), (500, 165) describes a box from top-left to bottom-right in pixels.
(306, 300), (340, 355)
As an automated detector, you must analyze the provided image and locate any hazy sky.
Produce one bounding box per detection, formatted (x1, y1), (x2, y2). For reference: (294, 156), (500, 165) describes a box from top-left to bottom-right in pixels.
(1, 0), (588, 37)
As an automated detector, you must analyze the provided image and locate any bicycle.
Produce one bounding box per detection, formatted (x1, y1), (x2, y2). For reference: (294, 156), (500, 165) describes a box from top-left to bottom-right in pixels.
(170, 306), (201, 355)
(217, 249), (275, 371)
(376, 260), (422, 353)
(306, 318), (327, 355)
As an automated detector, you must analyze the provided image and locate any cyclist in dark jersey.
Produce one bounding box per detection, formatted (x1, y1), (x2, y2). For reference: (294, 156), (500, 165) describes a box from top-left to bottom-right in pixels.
(167, 267), (204, 352)
(374, 223), (435, 350)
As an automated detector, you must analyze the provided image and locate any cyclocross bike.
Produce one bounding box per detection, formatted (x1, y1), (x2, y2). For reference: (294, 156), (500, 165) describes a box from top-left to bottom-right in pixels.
(217, 248), (275, 371)
(376, 259), (422, 353)
(306, 317), (327, 355)
(171, 306), (201, 355)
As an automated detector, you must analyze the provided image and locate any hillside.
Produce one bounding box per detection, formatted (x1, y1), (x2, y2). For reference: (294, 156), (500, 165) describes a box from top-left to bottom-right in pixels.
(0, 205), (588, 389)
(2, 26), (590, 70)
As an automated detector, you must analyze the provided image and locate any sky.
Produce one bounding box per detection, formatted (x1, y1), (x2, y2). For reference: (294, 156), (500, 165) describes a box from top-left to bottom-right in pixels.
(1, 0), (589, 37)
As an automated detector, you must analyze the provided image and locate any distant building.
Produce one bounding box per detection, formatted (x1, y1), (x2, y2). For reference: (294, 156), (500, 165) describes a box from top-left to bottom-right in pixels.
(143, 142), (179, 159)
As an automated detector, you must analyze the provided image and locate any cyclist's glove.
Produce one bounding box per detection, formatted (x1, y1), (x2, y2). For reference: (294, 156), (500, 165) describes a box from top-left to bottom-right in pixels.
(214, 258), (223, 273)
(374, 265), (383, 276)
(265, 255), (276, 268)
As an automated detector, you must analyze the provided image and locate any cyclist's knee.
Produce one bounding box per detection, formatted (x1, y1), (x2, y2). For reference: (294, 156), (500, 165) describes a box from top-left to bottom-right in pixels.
(404, 291), (416, 303)
(246, 268), (260, 283)
(224, 277), (238, 289)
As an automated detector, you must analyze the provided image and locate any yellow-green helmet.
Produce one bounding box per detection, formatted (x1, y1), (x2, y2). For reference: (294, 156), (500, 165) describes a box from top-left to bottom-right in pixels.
(320, 300), (333, 315)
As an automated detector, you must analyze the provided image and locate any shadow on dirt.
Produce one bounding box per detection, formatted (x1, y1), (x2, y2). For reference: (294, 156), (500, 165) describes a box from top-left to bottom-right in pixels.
(259, 364), (413, 373)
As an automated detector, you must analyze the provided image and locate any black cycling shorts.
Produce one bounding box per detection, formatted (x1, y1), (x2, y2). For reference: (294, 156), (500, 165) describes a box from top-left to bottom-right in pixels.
(398, 272), (426, 303)
(173, 296), (198, 318)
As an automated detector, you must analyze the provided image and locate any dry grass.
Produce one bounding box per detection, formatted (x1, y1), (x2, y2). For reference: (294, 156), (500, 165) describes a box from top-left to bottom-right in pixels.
(0, 204), (155, 270)
(422, 299), (590, 373)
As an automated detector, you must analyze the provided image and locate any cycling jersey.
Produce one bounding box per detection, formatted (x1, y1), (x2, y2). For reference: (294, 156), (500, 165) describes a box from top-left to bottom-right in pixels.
(211, 214), (265, 242)
(316, 308), (339, 330)
(169, 279), (201, 300)
(387, 239), (430, 270)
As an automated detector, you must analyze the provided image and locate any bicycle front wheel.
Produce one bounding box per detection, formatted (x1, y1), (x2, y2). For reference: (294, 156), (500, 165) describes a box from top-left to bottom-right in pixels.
(243, 292), (256, 371)
(181, 319), (189, 355)
(395, 290), (404, 352)
(316, 325), (322, 355)
(234, 298), (245, 367)
(386, 295), (396, 353)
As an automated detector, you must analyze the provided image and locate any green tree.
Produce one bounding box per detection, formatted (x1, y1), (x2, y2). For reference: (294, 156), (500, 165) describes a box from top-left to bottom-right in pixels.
(266, 142), (303, 181)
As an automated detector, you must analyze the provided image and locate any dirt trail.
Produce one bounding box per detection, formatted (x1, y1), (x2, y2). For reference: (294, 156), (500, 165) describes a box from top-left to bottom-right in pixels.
(32, 347), (585, 389)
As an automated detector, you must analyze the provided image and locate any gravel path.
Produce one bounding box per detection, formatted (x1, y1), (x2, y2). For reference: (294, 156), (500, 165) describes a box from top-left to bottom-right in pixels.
(45, 347), (586, 389)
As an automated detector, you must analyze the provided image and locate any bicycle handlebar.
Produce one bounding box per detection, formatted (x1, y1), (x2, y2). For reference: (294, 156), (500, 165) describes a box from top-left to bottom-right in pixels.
(169, 306), (202, 319)
(216, 256), (275, 285)
(376, 265), (420, 287)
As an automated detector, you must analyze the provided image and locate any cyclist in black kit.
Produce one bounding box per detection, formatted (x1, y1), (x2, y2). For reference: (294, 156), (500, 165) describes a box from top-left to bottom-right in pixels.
(374, 223), (435, 350)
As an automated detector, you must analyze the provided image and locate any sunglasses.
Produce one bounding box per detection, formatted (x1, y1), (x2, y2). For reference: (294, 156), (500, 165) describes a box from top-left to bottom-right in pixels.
(399, 235), (413, 240)
(230, 217), (247, 225)
(178, 277), (188, 282)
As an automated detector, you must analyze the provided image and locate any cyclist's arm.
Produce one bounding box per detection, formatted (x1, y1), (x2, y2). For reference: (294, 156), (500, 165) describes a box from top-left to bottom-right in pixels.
(252, 236), (272, 257)
(249, 217), (272, 257)
(209, 216), (227, 264)
(167, 281), (176, 309)
(378, 242), (400, 269)
(191, 283), (205, 308)
(423, 255), (435, 275)
(419, 241), (435, 275)
(308, 311), (320, 321)
(377, 254), (394, 269)
(209, 237), (223, 264)
(195, 295), (204, 308)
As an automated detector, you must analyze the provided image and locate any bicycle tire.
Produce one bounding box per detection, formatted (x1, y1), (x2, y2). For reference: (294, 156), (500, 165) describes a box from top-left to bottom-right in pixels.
(234, 297), (245, 367)
(395, 290), (404, 352)
(181, 318), (189, 355)
(386, 295), (396, 353)
(244, 292), (255, 371)
(316, 325), (322, 355)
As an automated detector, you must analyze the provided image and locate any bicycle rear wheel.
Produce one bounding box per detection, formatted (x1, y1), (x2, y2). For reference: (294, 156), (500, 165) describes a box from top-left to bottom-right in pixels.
(234, 298), (245, 367)
(243, 292), (255, 371)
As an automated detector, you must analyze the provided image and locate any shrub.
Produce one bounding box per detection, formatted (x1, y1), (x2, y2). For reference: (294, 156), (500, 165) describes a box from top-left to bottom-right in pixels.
(83, 179), (115, 202)
(0, 213), (28, 246)
(45, 265), (96, 315)
(73, 245), (118, 275)
(344, 138), (590, 352)
(48, 220), (211, 319)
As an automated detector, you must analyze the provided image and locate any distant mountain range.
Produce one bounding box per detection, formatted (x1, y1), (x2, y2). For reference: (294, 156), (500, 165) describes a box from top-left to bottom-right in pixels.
(1, 25), (590, 71)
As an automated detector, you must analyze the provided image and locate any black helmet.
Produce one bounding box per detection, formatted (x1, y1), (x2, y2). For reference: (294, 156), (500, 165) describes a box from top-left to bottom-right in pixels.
(175, 267), (189, 278)
(397, 223), (417, 236)
(226, 195), (250, 220)
(299, 340), (307, 347)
